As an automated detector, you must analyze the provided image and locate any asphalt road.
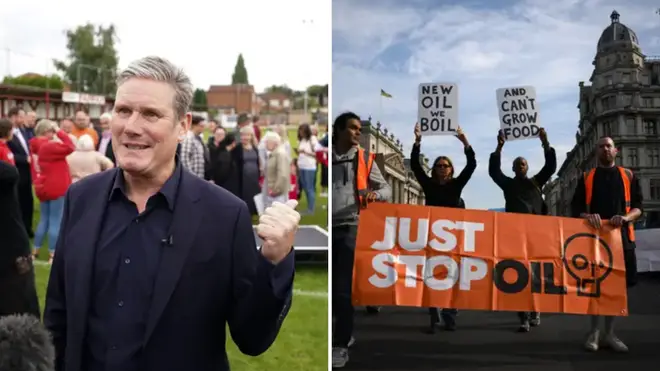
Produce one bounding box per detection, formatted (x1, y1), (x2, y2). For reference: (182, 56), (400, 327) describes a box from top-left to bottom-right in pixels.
(344, 273), (660, 371)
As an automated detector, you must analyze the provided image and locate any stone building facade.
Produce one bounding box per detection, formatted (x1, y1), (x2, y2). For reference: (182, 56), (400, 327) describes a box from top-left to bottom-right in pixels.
(546, 11), (660, 227)
(359, 119), (428, 205)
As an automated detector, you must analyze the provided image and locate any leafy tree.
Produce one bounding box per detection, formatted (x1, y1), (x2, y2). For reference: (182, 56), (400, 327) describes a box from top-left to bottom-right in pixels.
(53, 23), (120, 96)
(3, 74), (65, 90)
(265, 84), (294, 97)
(231, 54), (249, 84)
(192, 88), (208, 111)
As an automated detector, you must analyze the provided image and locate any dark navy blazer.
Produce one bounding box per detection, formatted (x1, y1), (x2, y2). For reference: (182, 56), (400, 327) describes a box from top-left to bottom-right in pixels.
(44, 167), (294, 371)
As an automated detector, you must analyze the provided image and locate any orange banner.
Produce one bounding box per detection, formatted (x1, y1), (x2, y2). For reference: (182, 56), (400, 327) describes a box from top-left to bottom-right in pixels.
(352, 203), (628, 316)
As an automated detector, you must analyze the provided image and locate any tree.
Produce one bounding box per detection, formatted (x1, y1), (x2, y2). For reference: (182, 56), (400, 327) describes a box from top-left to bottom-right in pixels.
(3, 74), (65, 90)
(265, 84), (295, 97)
(231, 54), (249, 84)
(53, 23), (120, 96)
(192, 88), (208, 111)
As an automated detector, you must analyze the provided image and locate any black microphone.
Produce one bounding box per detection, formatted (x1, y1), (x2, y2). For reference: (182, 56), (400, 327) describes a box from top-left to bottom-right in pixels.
(0, 314), (55, 371)
(161, 235), (174, 247)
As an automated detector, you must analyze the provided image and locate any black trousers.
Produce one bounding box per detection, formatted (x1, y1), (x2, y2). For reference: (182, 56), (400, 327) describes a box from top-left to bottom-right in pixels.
(332, 225), (357, 348)
(17, 181), (33, 235)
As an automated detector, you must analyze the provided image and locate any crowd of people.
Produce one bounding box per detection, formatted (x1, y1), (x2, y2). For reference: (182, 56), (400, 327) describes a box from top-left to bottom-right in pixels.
(0, 105), (329, 270)
(331, 112), (643, 368)
(179, 114), (329, 218)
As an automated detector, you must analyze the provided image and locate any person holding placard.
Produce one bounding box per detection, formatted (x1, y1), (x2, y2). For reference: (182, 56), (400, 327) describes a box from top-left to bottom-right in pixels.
(410, 123), (477, 333)
(487, 127), (556, 332)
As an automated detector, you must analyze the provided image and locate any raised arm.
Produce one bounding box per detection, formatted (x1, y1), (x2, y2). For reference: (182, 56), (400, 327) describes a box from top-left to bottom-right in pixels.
(488, 131), (511, 189)
(531, 128), (556, 187)
(454, 127), (477, 188)
(410, 123), (431, 185)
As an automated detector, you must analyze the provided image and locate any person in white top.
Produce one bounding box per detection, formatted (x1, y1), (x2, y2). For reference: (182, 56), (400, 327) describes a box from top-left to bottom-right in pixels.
(295, 123), (319, 215)
(66, 134), (114, 182)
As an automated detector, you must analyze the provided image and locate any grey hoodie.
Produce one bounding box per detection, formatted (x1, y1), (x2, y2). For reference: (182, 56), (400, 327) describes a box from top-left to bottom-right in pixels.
(332, 146), (391, 226)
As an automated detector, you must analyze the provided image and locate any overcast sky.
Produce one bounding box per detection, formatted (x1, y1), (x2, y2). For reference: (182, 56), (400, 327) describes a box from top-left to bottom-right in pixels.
(333, 0), (660, 209)
(0, 0), (330, 92)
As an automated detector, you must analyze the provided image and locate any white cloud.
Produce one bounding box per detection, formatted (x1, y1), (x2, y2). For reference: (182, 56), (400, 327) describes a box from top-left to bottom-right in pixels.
(0, 0), (330, 91)
(332, 0), (660, 209)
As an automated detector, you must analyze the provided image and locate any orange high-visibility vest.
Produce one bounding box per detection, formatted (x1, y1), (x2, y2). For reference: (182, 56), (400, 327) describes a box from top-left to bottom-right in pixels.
(355, 148), (375, 209)
(584, 166), (636, 241)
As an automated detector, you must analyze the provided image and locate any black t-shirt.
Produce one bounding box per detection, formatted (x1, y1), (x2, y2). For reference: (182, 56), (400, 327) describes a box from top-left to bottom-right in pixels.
(571, 166), (644, 248)
(410, 143), (477, 208)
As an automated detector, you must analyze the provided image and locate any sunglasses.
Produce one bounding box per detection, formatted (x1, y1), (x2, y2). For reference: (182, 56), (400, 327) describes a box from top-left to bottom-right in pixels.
(435, 164), (451, 169)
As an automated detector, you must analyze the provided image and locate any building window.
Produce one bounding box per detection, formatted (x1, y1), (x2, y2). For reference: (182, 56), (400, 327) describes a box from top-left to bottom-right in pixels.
(626, 118), (636, 134)
(601, 96), (616, 110)
(622, 73), (630, 83)
(603, 121), (612, 136)
(622, 95), (633, 106)
(627, 148), (638, 166)
(643, 97), (653, 107)
(644, 120), (657, 135)
(651, 179), (660, 200)
(648, 148), (660, 167)
(605, 75), (613, 85)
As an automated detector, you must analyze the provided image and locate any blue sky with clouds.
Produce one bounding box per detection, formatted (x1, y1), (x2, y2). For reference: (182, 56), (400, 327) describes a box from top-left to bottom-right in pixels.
(332, 0), (660, 209)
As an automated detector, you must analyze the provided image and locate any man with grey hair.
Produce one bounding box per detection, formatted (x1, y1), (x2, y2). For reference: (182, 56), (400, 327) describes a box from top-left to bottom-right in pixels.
(45, 56), (301, 371)
(96, 112), (115, 163)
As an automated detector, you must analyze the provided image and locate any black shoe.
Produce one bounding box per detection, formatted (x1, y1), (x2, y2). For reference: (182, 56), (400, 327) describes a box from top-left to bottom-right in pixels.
(518, 321), (531, 332)
(365, 306), (380, 315)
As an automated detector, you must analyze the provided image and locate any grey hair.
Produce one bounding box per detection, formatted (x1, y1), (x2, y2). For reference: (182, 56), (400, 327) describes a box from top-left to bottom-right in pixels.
(263, 130), (281, 145)
(116, 56), (193, 118)
(34, 119), (57, 136)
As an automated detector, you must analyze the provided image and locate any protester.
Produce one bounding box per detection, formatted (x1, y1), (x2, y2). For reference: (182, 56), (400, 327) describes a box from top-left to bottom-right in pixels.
(488, 127), (557, 332)
(66, 134), (114, 183)
(331, 112), (391, 369)
(6, 107), (34, 238)
(296, 123), (320, 215)
(411, 122), (477, 333)
(29, 120), (76, 264)
(44, 55), (300, 371)
(262, 131), (291, 209)
(570, 136), (642, 353)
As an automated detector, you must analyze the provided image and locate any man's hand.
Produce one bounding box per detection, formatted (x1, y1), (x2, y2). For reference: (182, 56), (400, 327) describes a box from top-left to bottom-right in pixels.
(414, 123), (421, 143)
(539, 127), (549, 146)
(610, 215), (628, 227)
(257, 200), (301, 264)
(583, 213), (602, 229)
(366, 192), (378, 203)
(496, 130), (505, 150)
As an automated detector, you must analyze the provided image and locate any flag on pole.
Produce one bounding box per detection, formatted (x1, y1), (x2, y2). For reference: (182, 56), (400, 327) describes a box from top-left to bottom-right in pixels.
(380, 89), (393, 98)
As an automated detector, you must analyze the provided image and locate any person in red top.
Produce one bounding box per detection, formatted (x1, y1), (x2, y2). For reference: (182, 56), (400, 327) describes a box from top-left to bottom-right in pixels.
(289, 159), (298, 200)
(29, 119), (75, 264)
(0, 119), (15, 165)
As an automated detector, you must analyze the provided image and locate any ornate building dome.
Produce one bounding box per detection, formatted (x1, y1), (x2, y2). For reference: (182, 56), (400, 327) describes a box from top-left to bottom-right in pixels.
(597, 10), (639, 52)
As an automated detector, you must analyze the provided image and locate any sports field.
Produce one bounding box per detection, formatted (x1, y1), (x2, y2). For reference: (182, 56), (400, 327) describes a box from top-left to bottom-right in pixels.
(30, 127), (329, 370)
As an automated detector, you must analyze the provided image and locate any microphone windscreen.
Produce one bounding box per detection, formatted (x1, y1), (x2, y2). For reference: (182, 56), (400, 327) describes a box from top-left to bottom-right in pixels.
(0, 314), (55, 371)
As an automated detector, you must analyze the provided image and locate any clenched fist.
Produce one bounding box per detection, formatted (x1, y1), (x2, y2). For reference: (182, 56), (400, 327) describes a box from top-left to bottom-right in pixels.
(257, 200), (301, 264)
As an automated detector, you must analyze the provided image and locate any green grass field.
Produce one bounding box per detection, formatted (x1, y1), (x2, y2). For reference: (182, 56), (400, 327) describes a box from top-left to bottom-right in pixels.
(30, 128), (329, 370)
